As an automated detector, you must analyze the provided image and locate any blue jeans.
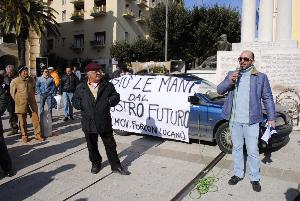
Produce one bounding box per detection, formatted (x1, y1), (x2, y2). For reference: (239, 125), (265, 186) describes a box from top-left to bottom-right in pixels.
(63, 92), (73, 118)
(40, 94), (53, 117)
(231, 122), (260, 181)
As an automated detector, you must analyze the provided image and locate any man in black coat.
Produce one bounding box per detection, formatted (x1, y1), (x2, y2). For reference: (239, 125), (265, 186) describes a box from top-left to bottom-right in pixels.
(59, 67), (79, 121)
(0, 74), (15, 177)
(3, 65), (18, 135)
(72, 63), (130, 175)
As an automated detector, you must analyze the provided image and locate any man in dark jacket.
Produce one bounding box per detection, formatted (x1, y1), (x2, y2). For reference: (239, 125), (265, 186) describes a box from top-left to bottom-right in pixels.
(0, 74), (15, 177)
(60, 67), (79, 121)
(72, 62), (130, 175)
(3, 65), (18, 136)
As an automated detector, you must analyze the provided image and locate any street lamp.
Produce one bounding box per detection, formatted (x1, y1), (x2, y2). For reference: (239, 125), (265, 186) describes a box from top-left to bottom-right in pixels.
(165, 0), (168, 61)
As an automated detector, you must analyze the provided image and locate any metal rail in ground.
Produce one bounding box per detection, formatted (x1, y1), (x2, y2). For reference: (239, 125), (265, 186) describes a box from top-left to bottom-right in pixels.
(170, 151), (226, 201)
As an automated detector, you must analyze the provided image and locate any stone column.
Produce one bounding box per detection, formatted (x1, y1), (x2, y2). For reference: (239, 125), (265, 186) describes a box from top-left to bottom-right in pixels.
(258, 0), (274, 41)
(241, 0), (257, 42)
(292, 0), (300, 47)
(276, 0), (292, 40)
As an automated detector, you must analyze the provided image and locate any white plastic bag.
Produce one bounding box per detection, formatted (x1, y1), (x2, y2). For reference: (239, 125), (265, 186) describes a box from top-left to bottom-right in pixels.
(261, 124), (277, 144)
(40, 110), (52, 137)
(54, 95), (63, 110)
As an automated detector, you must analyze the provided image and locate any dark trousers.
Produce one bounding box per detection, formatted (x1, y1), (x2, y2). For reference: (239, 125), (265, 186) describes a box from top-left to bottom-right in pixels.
(84, 131), (121, 169)
(9, 112), (18, 131)
(0, 136), (12, 172)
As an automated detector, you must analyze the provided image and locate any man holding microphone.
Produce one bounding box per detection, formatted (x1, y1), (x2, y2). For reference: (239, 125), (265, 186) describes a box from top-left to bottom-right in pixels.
(217, 50), (275, 192)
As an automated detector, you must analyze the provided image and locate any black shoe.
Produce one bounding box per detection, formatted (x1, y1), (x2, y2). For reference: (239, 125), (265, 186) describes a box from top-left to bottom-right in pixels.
(112, 166), (131, 175)
(63, 117), (68, 121)
(91, 163), (101, 174)
(70, 116), (74, 120)
(228, 176), (243, 185)
(251, 181), (261, 192)
(5, 170), (15, 177)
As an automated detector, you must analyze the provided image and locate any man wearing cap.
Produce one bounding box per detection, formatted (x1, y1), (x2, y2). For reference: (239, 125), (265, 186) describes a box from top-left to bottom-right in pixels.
(36, 67), (56, 118)
(10, 65), (45, 143)
(72, 62), (130, 175)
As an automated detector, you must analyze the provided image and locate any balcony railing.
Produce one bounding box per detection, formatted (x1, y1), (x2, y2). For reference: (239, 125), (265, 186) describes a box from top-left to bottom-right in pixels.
(71, 44), (84, 51)
(90, 40), (105, 48)
(123, 9), (135, 19)
(70, 10), (84, 21)
(70, 0), (84, 5)
(136, 16), (146, 23)
(136, 0), (147, 7)
(95, 0), (106, 4)
(90, 6), (106, 17)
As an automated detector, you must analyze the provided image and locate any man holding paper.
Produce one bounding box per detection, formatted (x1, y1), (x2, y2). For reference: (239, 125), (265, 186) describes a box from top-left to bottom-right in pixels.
(217, 50), (276, 192)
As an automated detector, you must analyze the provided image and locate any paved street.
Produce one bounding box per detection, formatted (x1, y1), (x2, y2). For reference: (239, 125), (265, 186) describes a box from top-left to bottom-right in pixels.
(0, 108), (299, 201)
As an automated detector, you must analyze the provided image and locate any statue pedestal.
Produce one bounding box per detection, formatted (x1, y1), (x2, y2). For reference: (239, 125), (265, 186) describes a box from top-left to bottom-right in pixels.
(232, 41), (298, 50)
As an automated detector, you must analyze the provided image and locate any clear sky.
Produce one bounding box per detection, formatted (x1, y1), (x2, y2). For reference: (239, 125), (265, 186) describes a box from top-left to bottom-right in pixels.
(185, 0), (242, 10)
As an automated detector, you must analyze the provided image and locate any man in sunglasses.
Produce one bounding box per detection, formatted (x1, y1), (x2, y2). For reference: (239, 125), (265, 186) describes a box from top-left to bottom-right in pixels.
(72, 62), (130, 175)
(217, 50), (275, 192)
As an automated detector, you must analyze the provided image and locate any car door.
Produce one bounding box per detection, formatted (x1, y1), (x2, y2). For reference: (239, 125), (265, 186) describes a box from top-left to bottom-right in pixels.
(188, 94), (210, 140)
(206, 103), (223, 137)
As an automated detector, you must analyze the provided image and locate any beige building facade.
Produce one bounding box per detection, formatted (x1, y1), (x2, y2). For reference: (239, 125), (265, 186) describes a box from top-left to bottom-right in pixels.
(292, 0), (300, 47)
(43, 0), (159, 73)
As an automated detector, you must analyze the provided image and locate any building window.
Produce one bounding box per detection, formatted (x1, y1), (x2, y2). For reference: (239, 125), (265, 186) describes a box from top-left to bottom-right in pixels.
(74, 34), (84, 48)
(62, 10), (66, 22)
(125, 32), (129, 41)
(95, 32), (106, 45)
(47, 39), (54, 52)
(62, 37), (65, 47)
(62, 0), (66, 5)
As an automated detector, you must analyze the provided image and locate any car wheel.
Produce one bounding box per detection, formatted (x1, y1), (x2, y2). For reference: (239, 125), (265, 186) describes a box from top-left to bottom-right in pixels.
(215, 122), (232, 153)
(114, 129), (130, 136)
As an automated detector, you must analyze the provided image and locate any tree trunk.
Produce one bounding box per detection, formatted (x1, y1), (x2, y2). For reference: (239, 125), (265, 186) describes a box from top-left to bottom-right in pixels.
(17, 36), (26, 66)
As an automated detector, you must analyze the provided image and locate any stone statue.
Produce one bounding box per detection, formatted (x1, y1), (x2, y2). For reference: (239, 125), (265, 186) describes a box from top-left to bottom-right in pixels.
(195, 34), (232, 69)
(216, 34), (232, 51)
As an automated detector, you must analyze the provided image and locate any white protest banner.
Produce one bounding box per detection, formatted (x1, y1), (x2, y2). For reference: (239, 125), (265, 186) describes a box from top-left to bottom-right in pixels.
(110, 75), (197, 142)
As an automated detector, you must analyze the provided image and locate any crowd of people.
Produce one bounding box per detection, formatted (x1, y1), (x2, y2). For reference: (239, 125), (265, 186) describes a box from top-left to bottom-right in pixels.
(0, 62), (130, 178)
(0, 52), (275, 192)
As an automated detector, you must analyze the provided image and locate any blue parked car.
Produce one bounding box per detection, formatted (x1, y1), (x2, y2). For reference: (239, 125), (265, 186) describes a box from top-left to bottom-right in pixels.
(186, 75), (293, 153)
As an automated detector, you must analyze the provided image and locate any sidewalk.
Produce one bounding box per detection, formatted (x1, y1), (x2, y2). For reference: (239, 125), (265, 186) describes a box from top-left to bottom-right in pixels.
(0, 108), (299, 201)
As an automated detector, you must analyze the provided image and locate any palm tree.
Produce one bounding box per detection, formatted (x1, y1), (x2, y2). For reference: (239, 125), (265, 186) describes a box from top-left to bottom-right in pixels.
(0, 0), (60, 66)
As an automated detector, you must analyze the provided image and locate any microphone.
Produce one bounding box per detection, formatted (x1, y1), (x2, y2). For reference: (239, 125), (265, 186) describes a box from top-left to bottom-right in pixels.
(233, 67), (241, 85)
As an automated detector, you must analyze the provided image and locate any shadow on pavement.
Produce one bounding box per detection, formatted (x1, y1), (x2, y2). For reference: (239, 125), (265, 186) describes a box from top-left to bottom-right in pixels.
(0, 164), (75, 201)
(117, 135), (164, 169)
(6, 137), (85, 173)
(51, 112), (82, 136)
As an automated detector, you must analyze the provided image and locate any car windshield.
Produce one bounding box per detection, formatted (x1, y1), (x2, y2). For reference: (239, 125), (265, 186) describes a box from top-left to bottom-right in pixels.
(193, 79), (225, 100)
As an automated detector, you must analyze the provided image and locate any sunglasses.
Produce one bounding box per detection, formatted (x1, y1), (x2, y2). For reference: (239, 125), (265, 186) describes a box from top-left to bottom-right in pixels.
(238, 57), (252, 62)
